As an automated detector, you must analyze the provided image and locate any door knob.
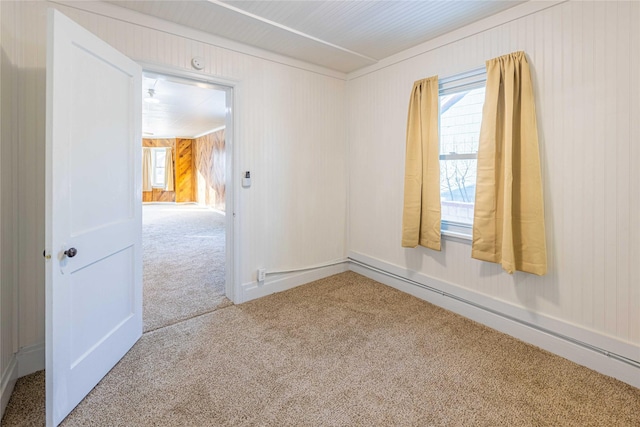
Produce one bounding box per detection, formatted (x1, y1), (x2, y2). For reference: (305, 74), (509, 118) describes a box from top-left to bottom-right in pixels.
(64, 248), (78, 258)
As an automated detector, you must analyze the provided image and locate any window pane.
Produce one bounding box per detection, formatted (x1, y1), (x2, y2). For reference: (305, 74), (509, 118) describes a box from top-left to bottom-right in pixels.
(154, 167), (165, 186)
(440, 159), (477, 225)
(152, 149), (166, 187)
(155, 150), (166, 165)
(440, 86), (485, 225)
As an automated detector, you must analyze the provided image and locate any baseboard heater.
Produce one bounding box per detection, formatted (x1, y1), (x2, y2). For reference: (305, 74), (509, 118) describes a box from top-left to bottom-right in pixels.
(347, 257), (640, 371)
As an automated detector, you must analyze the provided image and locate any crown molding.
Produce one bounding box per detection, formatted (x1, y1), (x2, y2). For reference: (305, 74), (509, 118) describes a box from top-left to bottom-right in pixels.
(48, 0), (348, 81)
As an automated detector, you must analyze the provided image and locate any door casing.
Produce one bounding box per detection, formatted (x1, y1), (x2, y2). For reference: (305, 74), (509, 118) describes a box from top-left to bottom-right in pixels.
(139, 63), (240, 303)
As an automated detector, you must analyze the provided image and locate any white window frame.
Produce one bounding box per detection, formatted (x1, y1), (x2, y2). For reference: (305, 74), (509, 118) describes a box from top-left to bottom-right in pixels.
(438, 67), (486, 240)
(151, 147), (167, 188)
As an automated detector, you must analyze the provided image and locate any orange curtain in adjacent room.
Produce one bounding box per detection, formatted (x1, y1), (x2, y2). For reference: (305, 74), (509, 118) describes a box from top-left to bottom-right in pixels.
(472, 51), (547, 275)
(401, 76), (441, 251)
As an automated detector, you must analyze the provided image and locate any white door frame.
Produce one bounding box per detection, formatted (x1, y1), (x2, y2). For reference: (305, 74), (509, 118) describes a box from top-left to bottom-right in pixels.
(138, 63), (240, 304)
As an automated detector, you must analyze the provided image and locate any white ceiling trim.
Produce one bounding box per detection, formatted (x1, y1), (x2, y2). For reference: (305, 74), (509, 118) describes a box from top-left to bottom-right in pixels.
(50, 0), (348, 80)
(207, 0), (377, 64)
(347, 0), (568, 80)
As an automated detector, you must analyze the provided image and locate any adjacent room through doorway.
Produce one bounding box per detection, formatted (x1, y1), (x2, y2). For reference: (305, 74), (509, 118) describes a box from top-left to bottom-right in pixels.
(141, 72), (232, 332)
(142, 204), (230, 331)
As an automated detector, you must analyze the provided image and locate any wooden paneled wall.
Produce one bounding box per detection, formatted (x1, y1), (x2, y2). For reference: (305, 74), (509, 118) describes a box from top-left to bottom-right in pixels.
(142, 138), (174, 148)
(193, 129), (225, 211)
(175, 139), (194, 202)
(142, 138), (196, 203)
(141, 131), (224, 206)
(142, 138), (176, 202)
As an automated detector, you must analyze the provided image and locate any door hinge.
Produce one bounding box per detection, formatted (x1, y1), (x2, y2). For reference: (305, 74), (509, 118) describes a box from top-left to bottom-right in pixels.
(43, 250), (52, 260)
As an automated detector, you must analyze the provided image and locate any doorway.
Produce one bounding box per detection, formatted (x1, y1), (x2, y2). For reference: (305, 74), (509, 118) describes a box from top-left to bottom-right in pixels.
(140, 71), (234, 331)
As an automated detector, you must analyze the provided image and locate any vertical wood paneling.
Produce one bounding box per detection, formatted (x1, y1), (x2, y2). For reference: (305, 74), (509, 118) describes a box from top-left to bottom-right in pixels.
(347, 1), (640, 348)
(1, 0), (18, 385)
(18, 1), (46, 347)
(629, 1), (640, 344)
(615, 1), (631, 340)
(563, 3), (578, 324)
(573, 1), (587, 325)
(602, 3), (619, 337)
(591, 1), (606, 330)
(580, 1), (594, 329)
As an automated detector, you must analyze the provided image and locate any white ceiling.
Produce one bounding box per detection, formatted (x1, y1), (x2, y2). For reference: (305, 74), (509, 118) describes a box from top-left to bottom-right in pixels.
(109, 0), (527, 74)
(130, 1), (527, 137)
(142, 74), (227, 139)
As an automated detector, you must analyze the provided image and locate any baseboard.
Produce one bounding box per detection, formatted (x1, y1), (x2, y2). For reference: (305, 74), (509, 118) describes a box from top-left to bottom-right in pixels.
(1, 343), (44, 418)
(1, 355), (18, 419)
(17, 342), (45, 378)
(348, 251), (640, 390)
(240, 263), (349, 303)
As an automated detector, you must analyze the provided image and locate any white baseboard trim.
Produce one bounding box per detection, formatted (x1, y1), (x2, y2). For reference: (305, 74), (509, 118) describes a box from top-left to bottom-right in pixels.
(17, 342), (45, 378)
(348, 251), (640, 390)
(1, 355), (18, 419)
(240, 263), (349, 303)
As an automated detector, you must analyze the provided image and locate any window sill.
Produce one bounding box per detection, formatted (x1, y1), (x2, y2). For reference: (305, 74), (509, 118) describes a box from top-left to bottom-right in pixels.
(441, 220), (473, 244)
(442, 229), (472, 244)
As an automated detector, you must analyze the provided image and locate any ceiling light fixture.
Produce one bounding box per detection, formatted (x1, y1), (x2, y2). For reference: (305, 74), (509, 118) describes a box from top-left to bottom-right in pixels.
(144, 88), (159, 104)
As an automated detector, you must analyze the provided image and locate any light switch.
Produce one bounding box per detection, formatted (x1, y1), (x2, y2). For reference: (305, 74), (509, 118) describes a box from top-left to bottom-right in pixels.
(242, 171), (251, 188)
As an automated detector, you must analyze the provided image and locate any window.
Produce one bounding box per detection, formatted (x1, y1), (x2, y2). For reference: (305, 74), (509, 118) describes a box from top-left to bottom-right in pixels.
(151, 148), (166, 188)
(439, 68), (486, 236)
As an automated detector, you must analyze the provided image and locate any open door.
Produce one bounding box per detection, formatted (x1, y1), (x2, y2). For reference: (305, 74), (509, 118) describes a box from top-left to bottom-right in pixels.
(45, 9), (142, 426)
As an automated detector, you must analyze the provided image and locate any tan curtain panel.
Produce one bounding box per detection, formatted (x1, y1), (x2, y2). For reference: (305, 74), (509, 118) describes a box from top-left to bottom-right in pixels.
(164, 147), (174, 191)
(472, 51), (547, 275)
(401, 76), (441, 251)
(142, 147), (152, 192)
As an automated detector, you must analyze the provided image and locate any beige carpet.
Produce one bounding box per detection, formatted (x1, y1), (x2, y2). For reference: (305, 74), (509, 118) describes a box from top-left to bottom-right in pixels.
(1, 371), (45, 427)
(2, 272), (639, 426)
(142, 204), (231, 332)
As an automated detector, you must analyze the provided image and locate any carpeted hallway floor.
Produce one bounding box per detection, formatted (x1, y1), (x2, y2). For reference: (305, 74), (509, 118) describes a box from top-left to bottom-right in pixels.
(142, 203), (231, 332)
(3, 272), (639, 426)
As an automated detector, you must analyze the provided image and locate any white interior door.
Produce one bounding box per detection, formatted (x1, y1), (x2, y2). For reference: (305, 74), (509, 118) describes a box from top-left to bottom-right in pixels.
(45, 9), (142, 426)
